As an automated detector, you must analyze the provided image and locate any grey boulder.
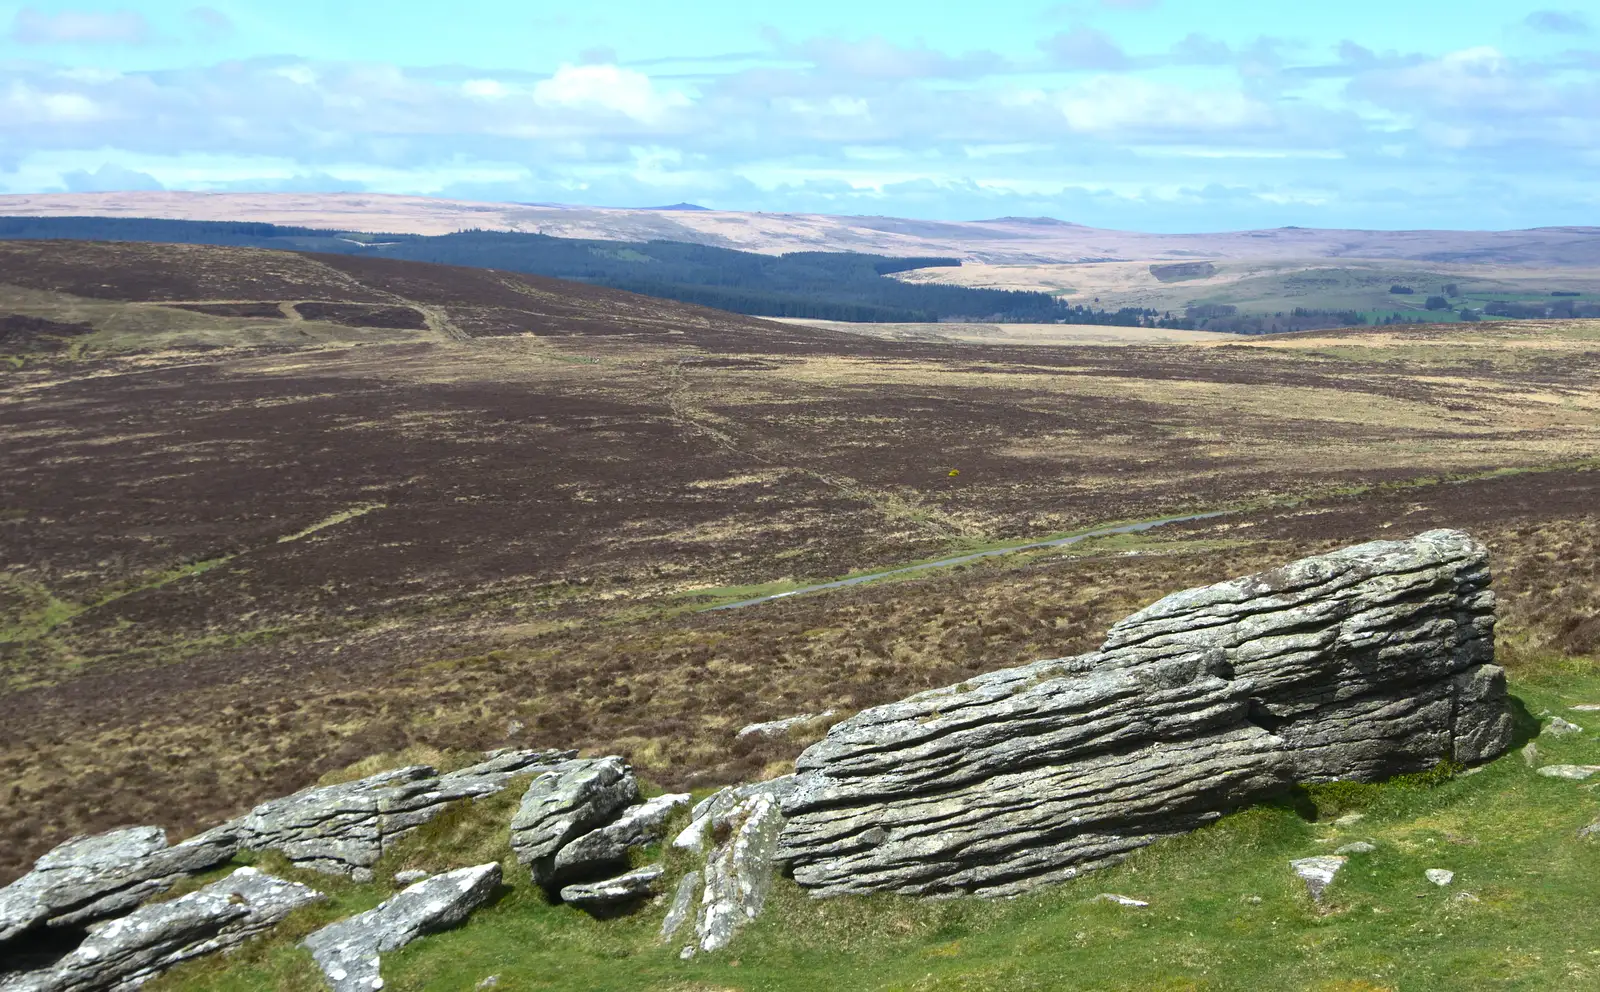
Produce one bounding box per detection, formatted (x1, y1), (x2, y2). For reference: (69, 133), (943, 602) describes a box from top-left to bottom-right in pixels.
(1, 867), (322, 992)
(777, 531), (1511, 898)
(302, 863), (501, 992)
(550, 793), (690, 885)
(509, 757), (640, 887)
(659, 871), (701, 941)
(233, 749), (570, 881)
(0, 826), (237, 947)
(558, 866), (665, 910)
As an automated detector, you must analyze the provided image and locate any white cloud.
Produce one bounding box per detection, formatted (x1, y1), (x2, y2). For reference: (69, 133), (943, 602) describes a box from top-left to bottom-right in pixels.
(3, 82), (105, 123)
(462, 79), (510, 99)
(532, 64), (688, 123)
(1055, 77), (1274, 133)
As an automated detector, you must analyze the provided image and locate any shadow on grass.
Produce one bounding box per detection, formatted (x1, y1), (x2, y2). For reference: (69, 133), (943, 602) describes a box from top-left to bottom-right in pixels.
(1507, 693), (1542, 749)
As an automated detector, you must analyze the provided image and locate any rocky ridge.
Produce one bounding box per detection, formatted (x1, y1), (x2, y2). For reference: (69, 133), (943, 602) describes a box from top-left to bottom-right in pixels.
(0, 531), (1517, 989)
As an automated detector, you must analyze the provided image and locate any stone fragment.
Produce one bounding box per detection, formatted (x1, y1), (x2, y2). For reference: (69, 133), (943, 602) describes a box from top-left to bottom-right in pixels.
(1425, 868), (1454, 886)
(1536, 765), (1600, 780)
(660, 871), (701, 942)
(1291, 856), (1347, 903)
(1571, 704), (1600, 712)
(1332, 813), (1365, 826)
(1521, 742), (1540, 767)
(559, 866), (665, 910)
(550, 793), (690, 884)
(233, 749), (570, 880)
(1094, 893), (1148, 907)
(1, 868), (321, 992)
(1335, 841), (1376, 855)
(1453, 891), (1480, 903)
(0, 825), (238, 947)
(392, 870), (429, 885)
(735, 711), (837, 742)
(1543, 717), (1584, 737)
(674, 778), (799, 853)
(777, 532), (1511, 898)
(695, 781), (790, 954)
(303, 863), (501, 992)
(1579, 821), (1600, 840)
(509, 757), (640, 887)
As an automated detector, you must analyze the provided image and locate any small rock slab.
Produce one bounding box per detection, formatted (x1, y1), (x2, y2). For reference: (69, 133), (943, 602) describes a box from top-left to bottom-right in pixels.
(303, 863), (501, 992)
(1335, 841), (1376, 855)
(0, 825), (238, 947)
(1571, 704), (1600, 712)
(735, 711), (837, 742)
(1536, 765), (1600, 780)
(1425, 869), (1455, 886)
(1290, 856), (1347, 903)
(660, 871), (701, 941)
(1094, 893), (1148, 907)
(1577, 821), (1600, 840)
(559, 865), (665, 909)
(1, 867), (322, 992)
(1544, 717), (1585, 737)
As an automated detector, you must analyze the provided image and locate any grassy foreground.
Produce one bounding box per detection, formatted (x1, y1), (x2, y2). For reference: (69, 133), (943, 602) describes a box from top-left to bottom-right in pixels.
(152, 666), (1600, 992)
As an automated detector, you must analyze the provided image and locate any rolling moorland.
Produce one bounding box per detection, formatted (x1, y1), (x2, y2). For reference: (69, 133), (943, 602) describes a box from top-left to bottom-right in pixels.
(2, 239), (1600, 989)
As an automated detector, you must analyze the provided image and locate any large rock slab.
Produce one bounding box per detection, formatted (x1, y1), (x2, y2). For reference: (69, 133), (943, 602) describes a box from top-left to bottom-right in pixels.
(509, 757), (640, 888)
(233, 749), (570, 881)
(779, 530), (1511, 897)
(0, 826), (238, 948)
(690, 779), (792, 955)
(302, 863), (501, 992)
(1, 867), (322, 992)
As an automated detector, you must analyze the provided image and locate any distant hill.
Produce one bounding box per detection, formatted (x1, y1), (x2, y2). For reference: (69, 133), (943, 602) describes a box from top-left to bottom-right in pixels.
(0, 216), (1149, 325)
(3, 191), (1598, 265)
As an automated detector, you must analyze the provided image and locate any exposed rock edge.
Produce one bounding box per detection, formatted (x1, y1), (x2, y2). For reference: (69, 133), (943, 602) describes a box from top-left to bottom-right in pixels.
(777, 529), (1511, 896)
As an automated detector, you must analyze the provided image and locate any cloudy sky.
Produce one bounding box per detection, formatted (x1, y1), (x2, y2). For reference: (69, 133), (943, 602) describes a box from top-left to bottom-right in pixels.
(1, 0), (1596, 230)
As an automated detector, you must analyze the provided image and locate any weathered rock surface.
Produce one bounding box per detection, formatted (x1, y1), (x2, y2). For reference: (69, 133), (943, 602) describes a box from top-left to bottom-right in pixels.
(692, 779), (792, 955)
(550, 794), (690, 885)
(1543, 717), (1584, 737)
(1, 868), (322, 992)
(509, 757), (640, 887)
(233, 749), (570, 881)
(778, 531), (1511, 897)
(303, 863), (501, 992)
(1291, 856), (1346, 903)
(659, 871), (701, 941)
(1425, 868), (1455, 886)
(1335, 841), (1376, 855)
(0, 826), (238, 948)
(559, 866), (665, 910)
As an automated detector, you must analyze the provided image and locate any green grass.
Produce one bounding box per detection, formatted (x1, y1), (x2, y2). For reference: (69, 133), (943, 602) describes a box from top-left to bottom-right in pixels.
(145, 663), (1600, 992)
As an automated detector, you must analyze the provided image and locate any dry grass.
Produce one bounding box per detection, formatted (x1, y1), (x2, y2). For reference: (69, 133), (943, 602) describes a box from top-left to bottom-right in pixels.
(4, 240), (1600, 884)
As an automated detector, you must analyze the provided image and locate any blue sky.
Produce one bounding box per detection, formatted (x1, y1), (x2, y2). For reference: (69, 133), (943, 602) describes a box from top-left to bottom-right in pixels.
(0, 0), (1596, 230)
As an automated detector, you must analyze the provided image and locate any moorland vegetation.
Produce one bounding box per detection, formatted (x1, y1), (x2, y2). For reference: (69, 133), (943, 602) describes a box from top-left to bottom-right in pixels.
(2, 239), (1599, 989)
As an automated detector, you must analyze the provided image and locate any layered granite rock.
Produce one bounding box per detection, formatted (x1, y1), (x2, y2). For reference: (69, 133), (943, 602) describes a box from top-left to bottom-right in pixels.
(231, 749), (572, 882)
(550, 793), (690, 885)
(559, 865), (665, 910)
(303, 863), (500, 992)
(1, 868), (322, 992)
(509, 757), (641, 888)
(0, 826), (238, 948)
(672, 778), (796, 956)
(778, 530), (1512, 897)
